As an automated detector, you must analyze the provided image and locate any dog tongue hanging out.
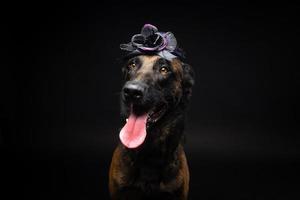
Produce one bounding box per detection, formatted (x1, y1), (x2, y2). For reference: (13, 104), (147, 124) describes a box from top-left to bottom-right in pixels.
(109, 24), (194, 200)
(119, 113), (147, 148)
(117, 24), (184, 149)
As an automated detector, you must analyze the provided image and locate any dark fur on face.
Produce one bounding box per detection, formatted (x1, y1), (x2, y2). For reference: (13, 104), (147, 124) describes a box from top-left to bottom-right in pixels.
(120, 55), (194, 125)
(109, 55), (194, 200)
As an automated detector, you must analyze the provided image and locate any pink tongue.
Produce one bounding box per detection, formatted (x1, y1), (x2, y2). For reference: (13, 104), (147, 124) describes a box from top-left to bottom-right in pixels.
(119, 113), (148, 148)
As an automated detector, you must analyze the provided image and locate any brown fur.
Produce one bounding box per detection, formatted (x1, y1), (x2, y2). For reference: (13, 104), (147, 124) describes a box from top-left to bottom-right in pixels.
(109, 144), (189, 200)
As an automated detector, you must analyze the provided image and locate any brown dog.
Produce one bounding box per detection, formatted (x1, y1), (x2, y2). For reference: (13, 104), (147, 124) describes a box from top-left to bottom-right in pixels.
(109, 25), (194, 200)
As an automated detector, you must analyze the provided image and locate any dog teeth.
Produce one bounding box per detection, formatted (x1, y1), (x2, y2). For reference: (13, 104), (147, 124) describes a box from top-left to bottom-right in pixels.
(126, 118), (128, 122)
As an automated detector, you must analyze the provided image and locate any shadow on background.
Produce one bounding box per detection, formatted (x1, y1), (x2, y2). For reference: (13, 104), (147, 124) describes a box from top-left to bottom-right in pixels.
(2, 1), (299, 199)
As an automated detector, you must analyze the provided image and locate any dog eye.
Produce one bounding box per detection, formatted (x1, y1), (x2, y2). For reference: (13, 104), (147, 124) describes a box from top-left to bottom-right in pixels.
(128, 63), (136, 69)
(159, 66), (169, 74)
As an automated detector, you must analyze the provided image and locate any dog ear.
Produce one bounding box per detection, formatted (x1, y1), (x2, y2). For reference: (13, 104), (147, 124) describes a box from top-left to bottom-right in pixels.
(121, 66), (129, 81)
(181, 63), (195, 105)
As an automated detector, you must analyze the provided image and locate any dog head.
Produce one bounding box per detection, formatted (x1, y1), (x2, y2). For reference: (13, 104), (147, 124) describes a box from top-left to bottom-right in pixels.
(119, 55), (194, 148)
(118, 24), (194, 149)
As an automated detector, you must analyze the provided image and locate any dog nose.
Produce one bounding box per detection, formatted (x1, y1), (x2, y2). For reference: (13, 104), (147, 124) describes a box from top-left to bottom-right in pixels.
(123, 82), (146, 103)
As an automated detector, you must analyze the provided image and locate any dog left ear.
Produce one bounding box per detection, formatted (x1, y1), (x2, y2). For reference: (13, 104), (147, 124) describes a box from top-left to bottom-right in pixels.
(182, 63), (195, 106)
(181, 63), (195, 101)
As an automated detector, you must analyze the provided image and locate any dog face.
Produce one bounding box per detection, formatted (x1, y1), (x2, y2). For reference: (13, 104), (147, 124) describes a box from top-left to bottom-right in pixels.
(120, 55), (194, 125)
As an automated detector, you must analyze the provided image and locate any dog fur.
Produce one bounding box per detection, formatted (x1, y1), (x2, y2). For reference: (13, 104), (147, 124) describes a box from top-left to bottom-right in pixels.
(109, 55), (194, 200)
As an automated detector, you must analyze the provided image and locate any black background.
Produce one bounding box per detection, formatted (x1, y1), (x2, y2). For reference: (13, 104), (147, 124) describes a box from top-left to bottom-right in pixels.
(2, 1), (300, 199)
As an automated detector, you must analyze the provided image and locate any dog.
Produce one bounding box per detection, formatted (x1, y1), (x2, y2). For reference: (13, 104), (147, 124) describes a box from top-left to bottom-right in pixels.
(109, 25), (194, 200)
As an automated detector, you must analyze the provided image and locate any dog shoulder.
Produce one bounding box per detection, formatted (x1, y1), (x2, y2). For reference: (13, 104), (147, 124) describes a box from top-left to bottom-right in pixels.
(109, 145), (129, 195)
(160, 145), (190, 199)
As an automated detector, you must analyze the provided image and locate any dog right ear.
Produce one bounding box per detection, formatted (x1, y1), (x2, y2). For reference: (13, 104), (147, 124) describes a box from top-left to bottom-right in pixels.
(182, 63), (195, 101)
